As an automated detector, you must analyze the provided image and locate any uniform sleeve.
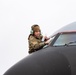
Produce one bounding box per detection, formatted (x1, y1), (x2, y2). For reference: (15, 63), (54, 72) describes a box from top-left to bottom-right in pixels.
(29, 36), (46, 51)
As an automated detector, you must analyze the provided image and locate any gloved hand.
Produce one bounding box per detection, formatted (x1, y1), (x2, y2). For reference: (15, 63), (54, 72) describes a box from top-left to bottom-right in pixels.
(44, 36), (50, 41)
(44, 39), (51, 45)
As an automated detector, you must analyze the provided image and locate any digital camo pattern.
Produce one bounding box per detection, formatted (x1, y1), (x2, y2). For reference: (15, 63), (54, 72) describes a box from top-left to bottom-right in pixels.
(28, 35), (45, 53)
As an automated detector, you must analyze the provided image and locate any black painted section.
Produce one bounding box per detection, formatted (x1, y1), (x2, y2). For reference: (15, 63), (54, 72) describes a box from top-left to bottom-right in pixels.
(4, 46), (73, 75)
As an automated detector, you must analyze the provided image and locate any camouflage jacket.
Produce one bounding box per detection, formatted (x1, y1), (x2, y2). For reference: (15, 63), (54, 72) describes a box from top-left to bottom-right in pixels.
(28, 34), (46, 53)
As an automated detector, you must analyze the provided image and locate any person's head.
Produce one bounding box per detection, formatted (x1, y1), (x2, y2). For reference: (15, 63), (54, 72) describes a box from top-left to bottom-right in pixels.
(31, 24), (41, 37)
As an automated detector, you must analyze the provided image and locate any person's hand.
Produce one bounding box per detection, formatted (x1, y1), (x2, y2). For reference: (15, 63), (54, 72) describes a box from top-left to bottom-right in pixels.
(44, 36), (50, 41)
(45, 39), (51, 45)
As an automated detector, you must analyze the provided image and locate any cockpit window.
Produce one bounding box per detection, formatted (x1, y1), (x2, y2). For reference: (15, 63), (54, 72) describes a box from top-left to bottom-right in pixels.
(53, 33), (76, 46)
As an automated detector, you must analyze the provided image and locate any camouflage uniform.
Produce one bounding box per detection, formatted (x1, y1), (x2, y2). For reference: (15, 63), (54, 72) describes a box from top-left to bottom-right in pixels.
(28, 24), (47, 54)
(28, 34), (46, 54)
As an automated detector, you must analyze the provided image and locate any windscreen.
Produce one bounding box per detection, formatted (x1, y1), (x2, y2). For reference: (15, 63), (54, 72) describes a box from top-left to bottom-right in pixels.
(53, 33), (76, 46)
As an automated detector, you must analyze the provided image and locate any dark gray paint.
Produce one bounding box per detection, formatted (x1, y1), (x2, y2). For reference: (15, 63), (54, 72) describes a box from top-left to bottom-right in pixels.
(4, 45), (76, 75)
(4, 22), (76, 75)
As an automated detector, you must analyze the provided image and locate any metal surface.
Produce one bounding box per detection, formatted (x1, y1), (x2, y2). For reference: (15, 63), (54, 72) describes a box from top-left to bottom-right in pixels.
(4, 22), (76, 75)
(4, 46), (74, 75)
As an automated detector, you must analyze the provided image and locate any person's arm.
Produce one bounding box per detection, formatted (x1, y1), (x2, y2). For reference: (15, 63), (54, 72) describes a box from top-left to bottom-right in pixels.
(29, 36), (46, 51)
(44, 36), (50, 41)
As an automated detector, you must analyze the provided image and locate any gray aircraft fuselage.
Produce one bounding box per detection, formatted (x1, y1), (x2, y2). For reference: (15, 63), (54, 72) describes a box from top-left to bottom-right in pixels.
(4, 45), (76, 75)
(4, 22), (76, 75)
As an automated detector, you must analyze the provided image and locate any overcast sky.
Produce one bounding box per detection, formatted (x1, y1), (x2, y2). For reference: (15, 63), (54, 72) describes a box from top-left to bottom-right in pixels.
(0, 0), (76, 74)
